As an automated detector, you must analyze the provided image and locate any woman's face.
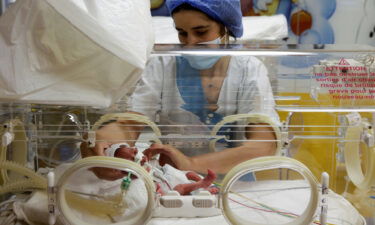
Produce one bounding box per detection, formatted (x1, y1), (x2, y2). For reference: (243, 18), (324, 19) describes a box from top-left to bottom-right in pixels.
(172, 10), (224, 45)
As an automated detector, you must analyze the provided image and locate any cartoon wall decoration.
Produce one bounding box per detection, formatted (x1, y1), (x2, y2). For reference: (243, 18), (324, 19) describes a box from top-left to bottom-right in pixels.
(241, 0), (337, 44)
(149, 0), (375, 46)
(351, 0), (375, 45)
(151, 0), (170, 16)
(242, 0), (375, 46)
(328, 0), (375, 45)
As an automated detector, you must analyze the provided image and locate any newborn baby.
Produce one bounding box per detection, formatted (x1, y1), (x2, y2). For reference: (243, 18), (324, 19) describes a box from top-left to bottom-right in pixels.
(105, 143), (218, 195)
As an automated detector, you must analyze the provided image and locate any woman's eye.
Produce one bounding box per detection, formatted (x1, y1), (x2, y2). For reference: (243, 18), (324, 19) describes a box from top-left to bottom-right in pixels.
(178, 32), (187, 37)
(196, 31), (207, 36)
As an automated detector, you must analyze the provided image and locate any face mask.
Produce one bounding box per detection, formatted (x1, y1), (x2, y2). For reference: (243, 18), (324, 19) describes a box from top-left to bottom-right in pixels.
(199, 37), (222, 45)
(182, 37), (222, 70)
(183, 55), (221, 70)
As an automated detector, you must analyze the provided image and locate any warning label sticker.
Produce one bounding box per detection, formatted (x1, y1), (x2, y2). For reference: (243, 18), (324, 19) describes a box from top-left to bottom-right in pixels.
(313, 58), (375, 100)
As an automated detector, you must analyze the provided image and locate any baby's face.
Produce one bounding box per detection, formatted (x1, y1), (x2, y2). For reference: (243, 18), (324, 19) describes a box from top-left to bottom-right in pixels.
(114, 145), (137, 160)
(91, 145), (148, 181)
(111, 145), (148, 165)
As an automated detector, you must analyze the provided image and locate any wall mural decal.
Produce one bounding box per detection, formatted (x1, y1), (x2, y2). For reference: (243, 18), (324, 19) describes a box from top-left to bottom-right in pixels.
(241, 0), (336, 44)
(151, 0), (170, 16)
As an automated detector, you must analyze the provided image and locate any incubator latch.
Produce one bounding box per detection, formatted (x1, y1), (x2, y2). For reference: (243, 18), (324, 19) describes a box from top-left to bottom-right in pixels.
(361, 120), (374, 147)
(160, 191), (183, 208)
(362, 131), (374, 148)
(158, 190), (217, 209)
(2, 122), (14, 147)
(192, 191), (215, 208)
(87, 130), (96, 148)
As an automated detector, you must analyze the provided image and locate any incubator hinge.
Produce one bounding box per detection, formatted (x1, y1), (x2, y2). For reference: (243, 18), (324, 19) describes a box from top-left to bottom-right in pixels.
(361, 120), (374, 147)
(280, 121), (290, 156)
(47, 170), (57, 225)
(83, 120), (96, 148)
(319, 172), (329, 225)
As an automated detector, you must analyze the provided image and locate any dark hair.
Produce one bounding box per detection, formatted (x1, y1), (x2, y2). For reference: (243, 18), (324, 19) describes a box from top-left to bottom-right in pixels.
(171, 3), (234, 38)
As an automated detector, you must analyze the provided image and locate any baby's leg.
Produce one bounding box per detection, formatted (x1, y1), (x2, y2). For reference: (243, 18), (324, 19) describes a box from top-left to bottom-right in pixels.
(173, 169), (217, 195)
(156, 183), (164, 195)
(185, 171), (202, 182)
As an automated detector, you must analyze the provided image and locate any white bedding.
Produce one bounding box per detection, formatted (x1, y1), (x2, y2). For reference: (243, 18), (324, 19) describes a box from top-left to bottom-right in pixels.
(9, 170), (365, 225)
(148, 180), (365, 225)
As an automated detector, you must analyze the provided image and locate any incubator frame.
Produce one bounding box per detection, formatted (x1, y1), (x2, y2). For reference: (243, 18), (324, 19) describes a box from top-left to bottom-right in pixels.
(0, 44), (374, 225)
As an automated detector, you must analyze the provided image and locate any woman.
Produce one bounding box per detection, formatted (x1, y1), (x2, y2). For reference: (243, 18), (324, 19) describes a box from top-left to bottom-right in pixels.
(85, 0), (279, 175)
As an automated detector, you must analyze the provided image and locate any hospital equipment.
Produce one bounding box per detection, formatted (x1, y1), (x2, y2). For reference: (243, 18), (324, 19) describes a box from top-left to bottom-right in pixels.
(0, 43), (373, 225)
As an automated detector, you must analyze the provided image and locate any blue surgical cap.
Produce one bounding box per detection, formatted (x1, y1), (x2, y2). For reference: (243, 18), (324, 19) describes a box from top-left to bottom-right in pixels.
(166, 0), (243, 38)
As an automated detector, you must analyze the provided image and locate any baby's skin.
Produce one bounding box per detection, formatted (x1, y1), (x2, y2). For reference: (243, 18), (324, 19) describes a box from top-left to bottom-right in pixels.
(112, 145), (218, 195)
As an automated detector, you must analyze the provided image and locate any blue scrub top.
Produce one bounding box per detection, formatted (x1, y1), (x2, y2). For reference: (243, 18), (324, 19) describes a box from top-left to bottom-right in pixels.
(175, 56), (234, 146)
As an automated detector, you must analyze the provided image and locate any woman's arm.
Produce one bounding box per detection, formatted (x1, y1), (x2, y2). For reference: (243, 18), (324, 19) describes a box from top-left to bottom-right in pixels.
(190, 123), (276, 174)
(144, 123), (276, 174)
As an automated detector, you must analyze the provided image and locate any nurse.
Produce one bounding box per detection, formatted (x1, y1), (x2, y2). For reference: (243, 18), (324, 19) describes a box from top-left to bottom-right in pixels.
(84, 0), (279, 175)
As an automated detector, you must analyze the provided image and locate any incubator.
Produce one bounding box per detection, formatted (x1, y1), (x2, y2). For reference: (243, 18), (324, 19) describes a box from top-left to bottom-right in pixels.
(0, 44), (373, 225)
(0, 1), (374, 224)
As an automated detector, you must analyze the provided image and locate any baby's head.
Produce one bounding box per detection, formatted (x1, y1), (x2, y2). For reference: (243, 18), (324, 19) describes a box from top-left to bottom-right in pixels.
(90, 143), (149, 181)
(105, 143), (147, 165)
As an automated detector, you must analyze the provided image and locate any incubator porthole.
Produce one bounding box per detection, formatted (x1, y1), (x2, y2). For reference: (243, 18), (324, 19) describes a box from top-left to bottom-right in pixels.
(220, 157), (319, 225)
(57, 157), (155, 225)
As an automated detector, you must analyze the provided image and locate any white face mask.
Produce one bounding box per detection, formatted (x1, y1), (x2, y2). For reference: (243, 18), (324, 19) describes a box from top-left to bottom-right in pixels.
(182, 37), (223, 70)
(198, 37), (222, 45)
(183, 54), (221, 70)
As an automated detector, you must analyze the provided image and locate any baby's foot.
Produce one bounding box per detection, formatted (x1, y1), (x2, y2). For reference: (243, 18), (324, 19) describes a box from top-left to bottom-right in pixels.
(201, 169), (217, 189)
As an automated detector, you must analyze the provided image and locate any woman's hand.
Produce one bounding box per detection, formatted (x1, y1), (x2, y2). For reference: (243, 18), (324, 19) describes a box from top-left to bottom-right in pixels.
(143, 143), (194, 171)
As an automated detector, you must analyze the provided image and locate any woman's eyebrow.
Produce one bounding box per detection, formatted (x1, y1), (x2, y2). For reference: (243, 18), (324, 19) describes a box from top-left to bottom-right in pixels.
(175, 25), (210, 31)
(191, 25), (210, 30)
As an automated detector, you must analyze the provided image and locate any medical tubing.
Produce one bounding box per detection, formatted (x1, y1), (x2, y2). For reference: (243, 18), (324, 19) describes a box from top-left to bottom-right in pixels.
(219, 156), (319, 225)
(0, 119), (28, 183)
(1, 143), (7, 182)
(1, 213), (16, 225)
(0, 161), (47, 190)
(92, 113), (162, 143)
(209, 113), (281, 155)
(0, 179), (45, 195)
(343, 125), (375, 190)
(56, 156), (155, 225)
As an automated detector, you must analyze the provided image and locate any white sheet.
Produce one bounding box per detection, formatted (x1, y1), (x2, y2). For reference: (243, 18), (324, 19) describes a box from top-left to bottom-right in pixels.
(148, 180), (365, 225)
(9, 177), (365, 225)
(0, 0), (153, 108)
